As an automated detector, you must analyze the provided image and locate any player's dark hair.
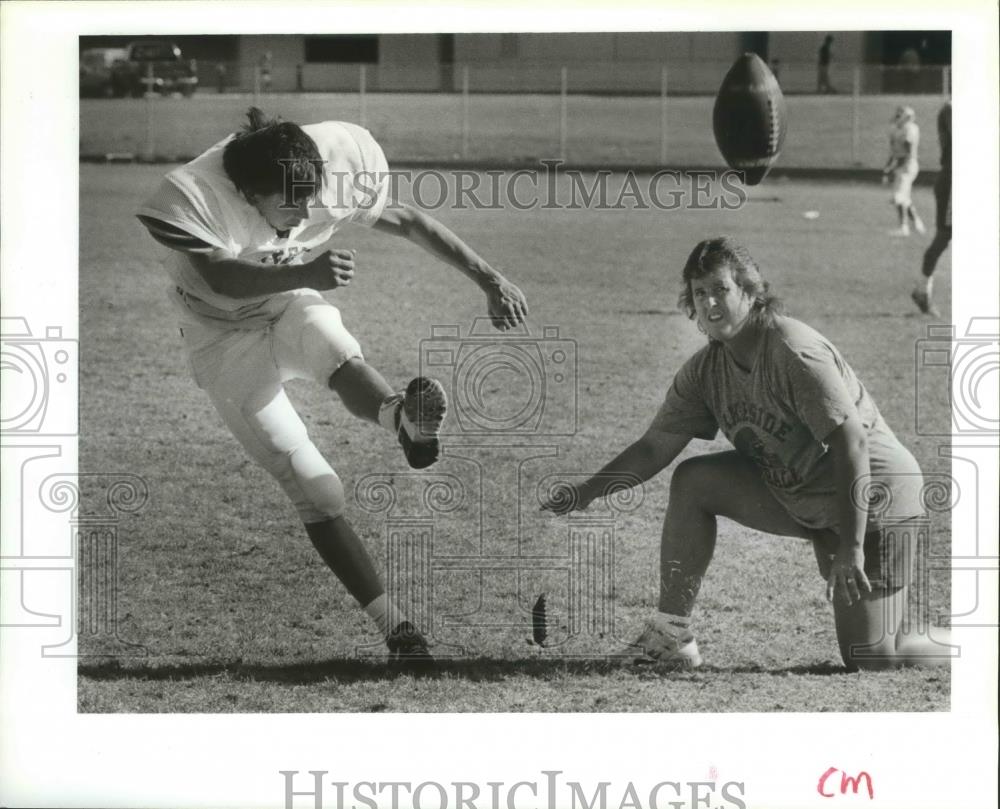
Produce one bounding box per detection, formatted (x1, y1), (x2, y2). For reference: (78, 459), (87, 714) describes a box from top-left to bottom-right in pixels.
(678, 237), (783, 332)
(222, 107), (324, 201)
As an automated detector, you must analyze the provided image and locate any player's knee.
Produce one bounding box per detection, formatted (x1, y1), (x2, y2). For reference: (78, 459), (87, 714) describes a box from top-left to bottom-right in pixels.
(669, 457), (713, 502)
(310, 472), (347, 520)
(292, 469), (346, 522)
(287, 442), (347, 521)
(837, 623), (898, 671)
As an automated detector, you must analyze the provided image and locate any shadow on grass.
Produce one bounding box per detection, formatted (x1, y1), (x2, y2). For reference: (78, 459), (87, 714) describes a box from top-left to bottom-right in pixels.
(79, 657), (849, 683)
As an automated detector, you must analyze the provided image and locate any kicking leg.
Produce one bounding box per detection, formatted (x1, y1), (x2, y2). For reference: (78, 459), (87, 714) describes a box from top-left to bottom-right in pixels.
(272, 296), (448, 469)
(328, 361), (448, 470)
(327, 356), (395, 424)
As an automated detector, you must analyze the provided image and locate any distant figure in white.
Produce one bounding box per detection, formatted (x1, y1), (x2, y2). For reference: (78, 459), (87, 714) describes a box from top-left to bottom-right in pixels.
(883, 106), (926, 237)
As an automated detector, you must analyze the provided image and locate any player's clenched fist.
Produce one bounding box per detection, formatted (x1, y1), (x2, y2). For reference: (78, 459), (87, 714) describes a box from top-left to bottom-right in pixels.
(305, 249), (357, 290)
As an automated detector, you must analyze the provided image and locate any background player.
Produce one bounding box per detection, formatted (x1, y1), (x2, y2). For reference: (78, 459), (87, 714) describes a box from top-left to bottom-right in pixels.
(542, 237), (950, 671)
(137, 107), (529, 659)
(912, 101), (952, 317)
(883, 105), (926, 237)
(817, 35), (836, 94)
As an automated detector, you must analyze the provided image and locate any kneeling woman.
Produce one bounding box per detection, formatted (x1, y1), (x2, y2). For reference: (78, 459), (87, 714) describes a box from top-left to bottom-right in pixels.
(543, 237), (948, 671)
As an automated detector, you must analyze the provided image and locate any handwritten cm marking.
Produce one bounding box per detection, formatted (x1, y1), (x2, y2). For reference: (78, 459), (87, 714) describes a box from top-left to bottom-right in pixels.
(817, 767), (874, 799)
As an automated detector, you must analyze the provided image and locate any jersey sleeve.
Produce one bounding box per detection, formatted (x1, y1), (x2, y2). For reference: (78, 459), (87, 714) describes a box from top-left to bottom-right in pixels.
(780, 342), (859, 443)
(345, 127), (391, 227)
(648, 351), (719, 440)
(136, 170), (239, 255)
(136, 215), (215, 253)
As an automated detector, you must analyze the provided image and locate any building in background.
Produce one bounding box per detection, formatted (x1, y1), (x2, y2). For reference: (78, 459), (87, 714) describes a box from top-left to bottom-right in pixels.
(79, 32), (951, 95)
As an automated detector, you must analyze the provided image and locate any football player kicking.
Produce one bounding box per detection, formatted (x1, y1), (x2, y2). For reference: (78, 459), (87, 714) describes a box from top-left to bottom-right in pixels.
(138, 107), (528, 660)
(542, 237), (951, 672)
(883, 105), (926, 237)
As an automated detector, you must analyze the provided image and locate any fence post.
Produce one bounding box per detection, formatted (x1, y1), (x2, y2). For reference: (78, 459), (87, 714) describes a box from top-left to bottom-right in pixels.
(143, 62), (155, 161)
(942, 65), (950, 98)
(851, 66), (861, 166)
(559, 66), (568, 162)
(359, 64), (367, 128)
(460, 66), (470, 159)
(659, 65), (669, 164)
(253, 65), (260, 106)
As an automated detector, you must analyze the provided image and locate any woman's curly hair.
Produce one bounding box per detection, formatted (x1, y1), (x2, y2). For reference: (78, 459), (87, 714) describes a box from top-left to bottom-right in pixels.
(677, 236), (784, 332)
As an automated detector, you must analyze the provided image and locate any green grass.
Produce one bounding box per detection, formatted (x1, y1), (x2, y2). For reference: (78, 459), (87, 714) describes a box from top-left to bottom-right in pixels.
(78, 164), (951, 712)
(80, 92), (947, 169)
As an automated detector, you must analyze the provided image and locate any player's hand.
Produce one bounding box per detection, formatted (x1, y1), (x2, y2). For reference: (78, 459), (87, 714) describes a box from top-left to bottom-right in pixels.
(539, 482), (590, 516)
(485, 276), (529, 331)
(306, 249), (356, 290)
(826, 546), (871, 606)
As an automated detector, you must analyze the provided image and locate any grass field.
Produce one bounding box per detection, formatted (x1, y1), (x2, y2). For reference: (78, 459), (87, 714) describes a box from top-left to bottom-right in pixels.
(80, 92), (947, 170)
(78, 163), (952, 712)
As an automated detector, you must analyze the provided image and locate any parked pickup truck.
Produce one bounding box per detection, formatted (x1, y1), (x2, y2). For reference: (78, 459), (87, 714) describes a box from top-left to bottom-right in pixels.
(110, 41), (198, 97)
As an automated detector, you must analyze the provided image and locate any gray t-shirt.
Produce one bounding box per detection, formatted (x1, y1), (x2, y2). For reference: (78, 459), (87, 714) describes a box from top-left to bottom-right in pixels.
(651, 316), (923, 529)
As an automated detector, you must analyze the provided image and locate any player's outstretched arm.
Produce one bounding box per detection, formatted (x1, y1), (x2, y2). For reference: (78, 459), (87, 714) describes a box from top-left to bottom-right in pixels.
(540, 429), (692, 515)
(373, 202), (528, 331)
(186, 249), (357, 299)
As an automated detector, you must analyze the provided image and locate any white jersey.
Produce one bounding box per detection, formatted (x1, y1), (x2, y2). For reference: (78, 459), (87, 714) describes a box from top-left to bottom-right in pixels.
(137, 121), (391, 328)
(889, 121), (919, 168)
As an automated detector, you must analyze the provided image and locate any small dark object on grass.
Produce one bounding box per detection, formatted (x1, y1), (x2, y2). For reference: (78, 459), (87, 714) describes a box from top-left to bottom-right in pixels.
(532, 594), (548, 646)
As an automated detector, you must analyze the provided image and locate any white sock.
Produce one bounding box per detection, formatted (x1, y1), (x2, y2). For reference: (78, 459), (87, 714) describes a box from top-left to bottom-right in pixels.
(377, 393), (403, 434)
(363, 593), (406, 637)
(925, 276), (934, 296)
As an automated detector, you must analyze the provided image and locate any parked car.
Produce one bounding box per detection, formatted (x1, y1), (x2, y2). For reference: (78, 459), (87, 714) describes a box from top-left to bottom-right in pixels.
(79, 47), (127, 97)
(109, 41), (198, 98)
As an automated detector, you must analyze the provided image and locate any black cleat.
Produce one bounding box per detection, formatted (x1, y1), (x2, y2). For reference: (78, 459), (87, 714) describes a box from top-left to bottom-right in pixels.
(386, 621), (434, 663)
(396, 377), (447, 469)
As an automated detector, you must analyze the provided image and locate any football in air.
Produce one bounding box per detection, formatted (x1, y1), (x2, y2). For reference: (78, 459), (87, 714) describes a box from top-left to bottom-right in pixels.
(712, 52), (788, 185)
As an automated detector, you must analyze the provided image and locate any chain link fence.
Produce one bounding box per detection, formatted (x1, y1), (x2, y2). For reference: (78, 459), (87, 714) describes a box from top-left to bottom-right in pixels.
(81, 61), (950, 170)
